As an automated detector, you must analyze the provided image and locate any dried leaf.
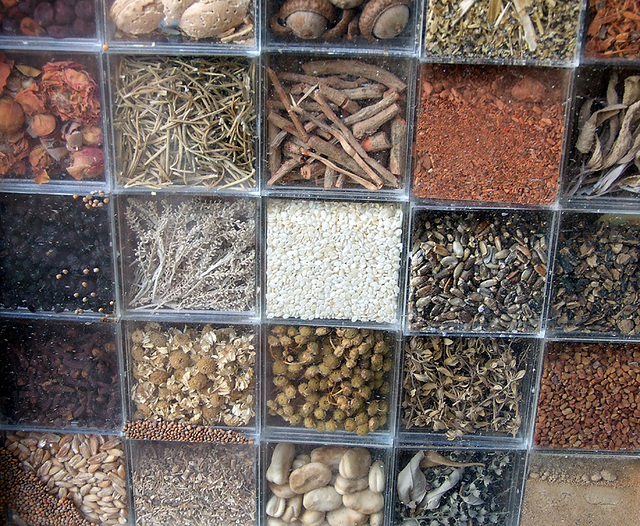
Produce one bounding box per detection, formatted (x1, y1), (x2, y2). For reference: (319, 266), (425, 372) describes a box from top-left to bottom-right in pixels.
(15, 64), (41, 77)
(397, 451), (427, 509)
(617, 127), (640, 164)
(576, 104), (627, 154)
(607, 73), (619, 106)
(423, 468), (462, 510)
(586, 134), (604, 170)
(622, 76), (640, 106)
(601, 100), (640, 170)
(512, 0), (537, 51)
(592, 163), (630, 196)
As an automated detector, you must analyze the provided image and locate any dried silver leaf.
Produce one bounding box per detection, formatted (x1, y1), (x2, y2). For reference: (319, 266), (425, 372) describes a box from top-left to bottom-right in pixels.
(397, 451), (427, 509)
(601, 100), (640, 170)
(622, 76), (640, 106)
(576, 104), (627, 154)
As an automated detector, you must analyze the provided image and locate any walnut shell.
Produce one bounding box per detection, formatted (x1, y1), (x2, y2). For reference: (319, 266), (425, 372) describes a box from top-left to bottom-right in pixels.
(178, 0), (249, 39)
(109, 0), (164, 34)
(359, 0), (409, 39)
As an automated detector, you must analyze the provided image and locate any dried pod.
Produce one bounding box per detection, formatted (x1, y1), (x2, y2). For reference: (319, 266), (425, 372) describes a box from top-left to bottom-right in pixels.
(272, 0), (336, 39)
(359, 0), (409, 39)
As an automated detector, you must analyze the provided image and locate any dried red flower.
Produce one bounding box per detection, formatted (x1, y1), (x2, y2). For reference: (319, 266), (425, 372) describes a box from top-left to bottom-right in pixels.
(67, 146), (103, 180)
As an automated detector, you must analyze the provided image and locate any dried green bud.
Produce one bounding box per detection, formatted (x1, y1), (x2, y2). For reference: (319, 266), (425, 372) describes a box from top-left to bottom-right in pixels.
(368, 416), (381, 432)
(379, 382), (391, 395)
(371, 353), (384, 371)
(299, 326), (314, 337)
(325, 419), (338, 432)
(276, 392), (289, 406)
(333, 408), (346, 422)
(272, 360), (287, 375)
(273, 375), (288, 388)
(351, 376), (364, 389)
(355, 412), (368, 425)
(287, 326), (299, 337)
(359, 386), (372, 400)
(323, 355), (340, 370)
(288, 363), (304, 376)
(316, 421), (326, 433)
(272, 325), (287, 335)
(383, 358), (393, 372)
(284, 384), (297, 400)
(314, 407), (326, 420)
(289, 414), (303, 425)
(304, 416), (316, 429)
(301, 402), (315, 417)
(282, 405), (295, 417)
(304, 365), (319, 380)
(268, 335), (281, 347)
(316, 327), (331, 336)
(344, 418), (357, 432)
(295, 335), (310, 345)
(318, 396), (331, 410)
(280, 335), (294, 347)
(378, 400), (390, 414)
(361, 369), (374, 382)
(374, 340), (390, 354)
(356, 424), (369, 436)
(367, 401), (380, 416)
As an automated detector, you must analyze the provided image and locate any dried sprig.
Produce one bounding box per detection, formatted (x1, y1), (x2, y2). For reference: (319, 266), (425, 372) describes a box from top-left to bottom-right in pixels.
(114, 56), (255, 189)
(568, 73), (640, 198)
(125, 198), (255, 311)
(402, 337), (527, 439)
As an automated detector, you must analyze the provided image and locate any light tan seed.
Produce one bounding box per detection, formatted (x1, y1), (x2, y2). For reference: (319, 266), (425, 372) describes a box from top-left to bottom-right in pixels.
(100, 439), (120, 451)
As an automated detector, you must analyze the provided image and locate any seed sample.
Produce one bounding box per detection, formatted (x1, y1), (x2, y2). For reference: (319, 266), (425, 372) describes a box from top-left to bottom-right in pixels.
(521, 453), (640, 526)
(5, 432), (128, 525)
(584, 0), (640, 60)
(108, 0), (253, 43)
(396, 449), (518, 525)
(1, 448), (92, 526)
(0, 320), (121, 429)
(414, 64), (566, 204)
(267, 199), (402, 323)
(265, 443), (386, 525)
(113, 56), (255, 189)
(266, 325), (393, 435)
(408, 209), (549, 333)
(549, 213), (640, 335)
(123, 421), (253, 443)
(535, 341), (640, 451)
(563, 69), (640, 199)
(424, 0), (582, 62)
(402, 336), (528, 440)
(129, 322), (255, 427)
(0, 0), (96, 37)
(0, 54), (103, 182)
(266, 57), (408, 191)
(132, 441), (255, 526)
(122, 196), (256, 312)
(0, 192), (114, 314)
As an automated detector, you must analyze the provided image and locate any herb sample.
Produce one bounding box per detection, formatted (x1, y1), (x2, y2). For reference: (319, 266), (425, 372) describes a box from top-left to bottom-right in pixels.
(585, 0), (640, 60)
(267, 199), (403, 323)
(0, 192), (114, 314)
(128, 322), (255, 427)
(424, 0), (582, 62)
(132, 441), (255, 526)
(413, 64), (565, 204)
(266, 325), (393, 436)
(396, 449), (517, 525)
(5, 432), (128, 526)
(549, 213), (640, 335)
(535, 341), (640, 451)
(122, 196), (256, 312)
(265, 443), (386, 526)
(0, 320), (121, 430)
(0, 54), (103, 183)
(402, 336), (528, 440)
(0, 0), (96, 37)
(564, 71), (640, 199)
(408, 209), (549, 333)
(521, 454), (640, 526)
(113, 56), (255, 189)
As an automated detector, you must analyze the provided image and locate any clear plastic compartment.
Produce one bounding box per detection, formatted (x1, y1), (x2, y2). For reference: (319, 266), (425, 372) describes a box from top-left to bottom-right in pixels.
(103, 0), (257, 50)
(107, 53), (257, 192)
(122, 320), (258, 431)
(548, 210), (640, 337)
(0, 318), (122, 430)
(264, 0), (418, 53)
(265, 196), (406, 324)
(422, 0), (584, 66)
(534, 339), (640, 452)
(561, 64), (640, 203)
(398, 335), (541, 446)
(115, 193), (258, 315)
(263, 323), (399, 438)
(407, 206), (552, 335)
(0, 0), (98, 39)
(520, 451), (640, 526)
(262, 440), (391, 526)
(0, 191), (115, 315)
(128, 439), (257, 525)
(393, 446), (526, 526)
(262, 53), (415, 197)
(582, 0), (640, 63)
(0, 50), (105, 186)
(3, 431), (128, 525)
(413, 63), (571, 205)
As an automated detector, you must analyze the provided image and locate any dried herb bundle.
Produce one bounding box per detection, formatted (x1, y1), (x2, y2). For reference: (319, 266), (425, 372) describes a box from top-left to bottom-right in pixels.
(396, 450), (514, 525)
(402, 337), (527, 439)
(424, 0), (581, 61)
(114, 56), (255, 189)
(125, 198), (255, 311)
(567, 73), (640, 198)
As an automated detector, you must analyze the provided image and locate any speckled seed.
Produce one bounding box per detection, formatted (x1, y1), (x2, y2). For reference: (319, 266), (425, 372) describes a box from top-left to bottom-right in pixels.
(339, 448), (372, 479)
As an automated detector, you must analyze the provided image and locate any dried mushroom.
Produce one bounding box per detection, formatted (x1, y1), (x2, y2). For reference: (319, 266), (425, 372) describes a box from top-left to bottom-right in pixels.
(130, 323), (255, 427)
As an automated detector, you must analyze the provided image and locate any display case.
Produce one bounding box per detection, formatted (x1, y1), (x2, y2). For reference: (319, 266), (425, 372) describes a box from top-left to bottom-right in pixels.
(2, 0), (640, 524)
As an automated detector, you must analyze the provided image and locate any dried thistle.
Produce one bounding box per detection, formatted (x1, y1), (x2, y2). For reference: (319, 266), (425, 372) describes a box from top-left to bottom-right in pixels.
(402, 336), (527, 439)
(125, 198), (255, 311)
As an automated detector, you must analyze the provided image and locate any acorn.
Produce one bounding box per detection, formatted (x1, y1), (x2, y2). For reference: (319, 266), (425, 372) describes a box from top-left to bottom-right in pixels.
(359, 0), (409, 39)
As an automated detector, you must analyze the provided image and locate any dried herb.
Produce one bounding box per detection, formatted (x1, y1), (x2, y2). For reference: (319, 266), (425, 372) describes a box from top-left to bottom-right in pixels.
(396, 450), (515, 525)
(566, 72), (640, 198)
(424, 0), (582, 62)
(124, 197), (256, 311)
(585, 0), (640, 59)
(402, 336), (527, 439)
(114, 56), (255, 189)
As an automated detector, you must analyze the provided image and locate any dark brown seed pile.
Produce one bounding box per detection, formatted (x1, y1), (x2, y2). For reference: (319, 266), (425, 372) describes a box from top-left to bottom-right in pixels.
(123, 421), (253, 444)
(0, 448), (92, 526)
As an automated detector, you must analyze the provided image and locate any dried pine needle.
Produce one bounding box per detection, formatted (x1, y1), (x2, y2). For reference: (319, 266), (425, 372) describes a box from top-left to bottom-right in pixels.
(114, 56), (256, 190)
